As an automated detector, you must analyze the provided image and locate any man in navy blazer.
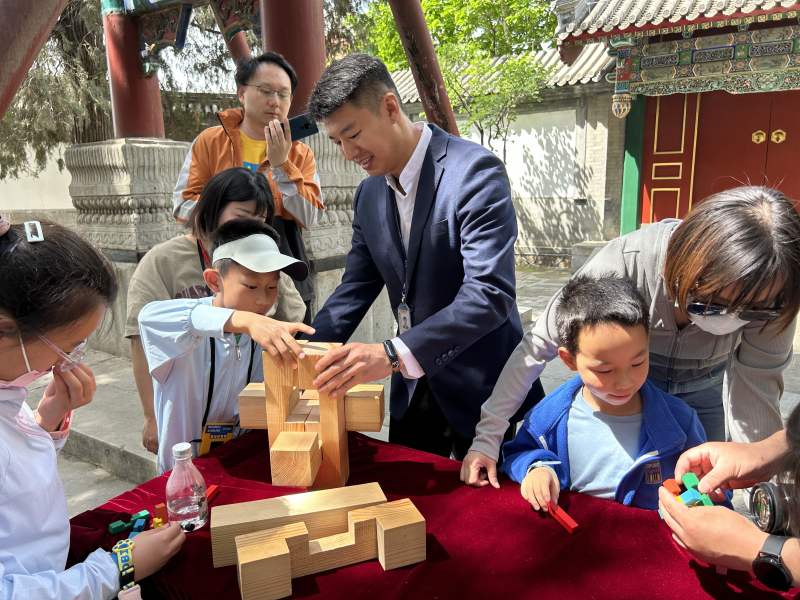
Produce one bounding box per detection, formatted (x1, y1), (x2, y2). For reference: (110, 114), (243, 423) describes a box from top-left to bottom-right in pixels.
(306, 54), (544, 464)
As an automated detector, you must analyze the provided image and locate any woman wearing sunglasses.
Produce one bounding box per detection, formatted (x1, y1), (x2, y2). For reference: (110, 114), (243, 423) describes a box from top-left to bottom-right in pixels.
(462, 186), (800, 487)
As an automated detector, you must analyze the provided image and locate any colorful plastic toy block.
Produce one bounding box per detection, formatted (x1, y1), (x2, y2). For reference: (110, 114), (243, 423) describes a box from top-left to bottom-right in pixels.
(151, 517), (165, 529)
(548, 502), (579, 534)
(206, 484), (220, 503)
(108, 520), (131, 535)
(681, 472), (700, 490)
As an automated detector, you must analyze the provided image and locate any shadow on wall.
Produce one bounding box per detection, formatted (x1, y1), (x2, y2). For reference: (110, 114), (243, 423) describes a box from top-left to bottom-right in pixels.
(513, 124), (602, 265)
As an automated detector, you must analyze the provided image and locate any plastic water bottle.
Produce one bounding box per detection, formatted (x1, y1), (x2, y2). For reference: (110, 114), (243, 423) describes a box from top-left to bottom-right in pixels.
(165, 442), (208, 531)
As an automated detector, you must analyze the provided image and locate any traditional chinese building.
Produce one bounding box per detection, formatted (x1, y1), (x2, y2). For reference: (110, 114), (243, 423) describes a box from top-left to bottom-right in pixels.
(555, 0), (800, 234)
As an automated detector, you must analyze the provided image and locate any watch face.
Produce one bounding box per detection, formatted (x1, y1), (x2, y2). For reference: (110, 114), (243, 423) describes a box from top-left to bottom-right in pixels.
(754, 556), (792, 591)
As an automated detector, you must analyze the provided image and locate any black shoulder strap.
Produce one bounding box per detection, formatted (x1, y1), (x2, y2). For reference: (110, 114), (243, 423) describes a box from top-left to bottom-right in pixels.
(201, 337), (216, 430)
(247, 339), (256, 383)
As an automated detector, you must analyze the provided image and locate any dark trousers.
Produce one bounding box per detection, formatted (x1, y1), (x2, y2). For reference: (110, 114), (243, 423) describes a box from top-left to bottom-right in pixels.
(389, 377), (515, 460)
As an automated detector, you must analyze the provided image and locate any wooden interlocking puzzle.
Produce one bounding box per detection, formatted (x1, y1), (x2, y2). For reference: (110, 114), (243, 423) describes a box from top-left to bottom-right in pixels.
(238, 341), (385, 489)
(210, 482), (426, 600)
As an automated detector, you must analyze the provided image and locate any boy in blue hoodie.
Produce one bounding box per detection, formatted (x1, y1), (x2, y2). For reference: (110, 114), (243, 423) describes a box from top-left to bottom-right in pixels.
(502, 275), (706, 511)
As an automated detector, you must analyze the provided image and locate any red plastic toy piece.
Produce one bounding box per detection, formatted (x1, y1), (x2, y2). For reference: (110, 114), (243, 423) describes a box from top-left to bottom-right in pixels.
(206, 484), (220, 503)
(662, 478), (682, 496)
(548, 502), (579, 534)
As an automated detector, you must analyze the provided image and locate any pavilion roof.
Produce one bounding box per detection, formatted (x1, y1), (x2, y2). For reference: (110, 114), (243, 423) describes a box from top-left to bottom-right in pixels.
(556, 0), (800, 43)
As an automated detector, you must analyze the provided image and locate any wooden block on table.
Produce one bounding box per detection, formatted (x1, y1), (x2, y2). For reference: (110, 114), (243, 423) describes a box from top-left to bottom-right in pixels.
(211, 482), (387, 567)
(238, 382), (267, 430)
(269, 431), (321, 487)
(264, 353), (298, 446)
(372, 498), (426, 570)
(236, 535), (292, 600)
(344, 384), (385, 432)
(284, 396), (310, 432)
(297, 341), (341, 389)
(300, 389), (319, 403)
(233, 498), (426, 598)
(304, 405), (320, 434)
(314, 391), (348, 489)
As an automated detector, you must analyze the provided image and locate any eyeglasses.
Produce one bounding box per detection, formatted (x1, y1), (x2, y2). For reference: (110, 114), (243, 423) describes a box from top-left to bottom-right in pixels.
(686, 299), (784, 322)
(38, 334), (87, 371)
(244, 85), (291, 101)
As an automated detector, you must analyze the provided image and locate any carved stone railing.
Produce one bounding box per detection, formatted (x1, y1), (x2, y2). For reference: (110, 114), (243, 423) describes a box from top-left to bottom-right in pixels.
(65, 138), (190, 262)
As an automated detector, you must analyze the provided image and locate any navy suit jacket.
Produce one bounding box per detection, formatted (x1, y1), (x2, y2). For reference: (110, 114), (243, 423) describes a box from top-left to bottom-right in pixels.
(311, 124), (543, 438)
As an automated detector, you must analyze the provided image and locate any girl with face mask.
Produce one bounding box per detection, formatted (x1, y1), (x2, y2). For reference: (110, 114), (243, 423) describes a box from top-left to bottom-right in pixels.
(462, 186), (800, 488)
(0, 218), (185, 598)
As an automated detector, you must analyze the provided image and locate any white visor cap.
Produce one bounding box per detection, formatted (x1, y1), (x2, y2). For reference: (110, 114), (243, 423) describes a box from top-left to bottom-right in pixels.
(211, 234), (309, 281)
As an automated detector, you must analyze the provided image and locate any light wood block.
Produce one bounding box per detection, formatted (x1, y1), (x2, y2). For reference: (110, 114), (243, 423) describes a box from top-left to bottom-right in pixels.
(315, 391), (348, 489)
(211, 482), (387, 567)
(344, 384), (384, 432)
(264, 353), (298, 446)
(371, 498), (427, 569)
(284, 396), (310, 432)
(300, 389), (319, 402)
(238, 382), (267, 430)
(234, 498), (426, 600)
(269, 432), (321, 488)
(297, 341), (341, 389)
(304, 405), (320, 434)
(236, 537), (291, 600)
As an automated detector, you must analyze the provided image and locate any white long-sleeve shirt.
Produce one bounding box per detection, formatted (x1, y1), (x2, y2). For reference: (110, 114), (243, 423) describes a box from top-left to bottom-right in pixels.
(0, 386), (119, 599)
(138, 297), (264, 473)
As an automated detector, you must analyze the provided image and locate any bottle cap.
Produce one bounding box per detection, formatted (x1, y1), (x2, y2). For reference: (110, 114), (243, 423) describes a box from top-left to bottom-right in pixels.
(172, 441), (192, 460)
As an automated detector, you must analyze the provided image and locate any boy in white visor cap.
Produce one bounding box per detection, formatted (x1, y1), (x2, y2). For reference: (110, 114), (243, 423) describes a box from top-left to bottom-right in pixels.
(139, 219), (314, 473)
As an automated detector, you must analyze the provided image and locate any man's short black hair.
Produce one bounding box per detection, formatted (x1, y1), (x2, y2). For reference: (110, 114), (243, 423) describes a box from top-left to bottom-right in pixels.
(555, 275), (650, 355)
(235, 51), (298, 92)
(308, 53), (400, 121)
(211, 218), (280, 275)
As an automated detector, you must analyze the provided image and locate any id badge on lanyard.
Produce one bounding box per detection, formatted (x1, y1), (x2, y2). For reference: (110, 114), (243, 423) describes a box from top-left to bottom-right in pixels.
(398, 301), (412, 334)
(198, 421), (236, 456)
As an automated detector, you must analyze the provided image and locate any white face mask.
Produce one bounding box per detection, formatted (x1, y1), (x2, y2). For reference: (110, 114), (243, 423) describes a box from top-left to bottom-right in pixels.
(688, 312), (748, 336)
(0, 334), (48, 389)
(586, 384), (634, 406)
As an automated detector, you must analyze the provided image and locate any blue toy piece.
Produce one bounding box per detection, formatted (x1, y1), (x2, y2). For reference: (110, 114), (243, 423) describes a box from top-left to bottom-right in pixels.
(132, 518), (147, 532)
(679, 488), (704, 507)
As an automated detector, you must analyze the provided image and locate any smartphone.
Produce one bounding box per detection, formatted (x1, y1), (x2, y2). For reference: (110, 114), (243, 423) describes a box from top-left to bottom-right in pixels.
(286, 113), (319, 141)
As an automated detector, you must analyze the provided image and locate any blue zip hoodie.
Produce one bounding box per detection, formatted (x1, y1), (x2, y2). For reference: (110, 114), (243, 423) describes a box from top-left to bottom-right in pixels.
(501, 376), (707, 510)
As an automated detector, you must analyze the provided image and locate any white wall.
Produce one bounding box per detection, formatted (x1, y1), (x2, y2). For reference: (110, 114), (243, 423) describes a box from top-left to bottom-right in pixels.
(0, 147), (72, 211)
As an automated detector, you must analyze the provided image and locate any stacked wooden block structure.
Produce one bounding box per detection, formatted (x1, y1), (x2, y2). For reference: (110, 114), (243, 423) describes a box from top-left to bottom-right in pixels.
(238, 341), (385, 489)
(211, 482), (426, 600)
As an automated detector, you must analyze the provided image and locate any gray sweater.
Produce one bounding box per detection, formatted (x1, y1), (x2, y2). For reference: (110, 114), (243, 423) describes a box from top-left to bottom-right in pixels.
(470, 219), (795, 460)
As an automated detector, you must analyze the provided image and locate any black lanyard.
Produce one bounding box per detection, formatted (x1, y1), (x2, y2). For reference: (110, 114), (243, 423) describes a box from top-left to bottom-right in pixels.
(198, 337), (256, 434)
(389, 193), (412, 303)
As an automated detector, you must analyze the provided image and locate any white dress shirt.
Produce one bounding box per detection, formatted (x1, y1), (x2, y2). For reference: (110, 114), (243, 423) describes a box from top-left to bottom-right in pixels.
(138, 297), (264, 473)
(383, 123), (433, 379)
(0, 386), (119, 599)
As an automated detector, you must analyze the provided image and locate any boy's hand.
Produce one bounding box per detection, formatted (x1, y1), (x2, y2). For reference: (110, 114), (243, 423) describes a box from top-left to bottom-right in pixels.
(460, 451), (500, 488)
(521, 467), (560, 511)
(228, 312), (315, 367)
(131, 522), (186, 581)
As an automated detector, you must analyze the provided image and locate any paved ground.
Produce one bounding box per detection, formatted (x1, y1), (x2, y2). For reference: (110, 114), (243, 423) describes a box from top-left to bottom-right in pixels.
(51, 265), (800, 515)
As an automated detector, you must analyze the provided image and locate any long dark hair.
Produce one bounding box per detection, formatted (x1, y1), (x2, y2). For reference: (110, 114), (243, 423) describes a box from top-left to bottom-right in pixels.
(0, 221), (117, 340)
(665, 186), (800, 331)
(191, 167), (275, 239)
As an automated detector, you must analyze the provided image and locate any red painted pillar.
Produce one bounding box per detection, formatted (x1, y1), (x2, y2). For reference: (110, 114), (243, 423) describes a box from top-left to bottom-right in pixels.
(387, 0), (459, 136)
(260, 0), (325, 117)
(226, 30), (252, 64)
(0, 0), (69, 119)
(103, 10), (165, 138)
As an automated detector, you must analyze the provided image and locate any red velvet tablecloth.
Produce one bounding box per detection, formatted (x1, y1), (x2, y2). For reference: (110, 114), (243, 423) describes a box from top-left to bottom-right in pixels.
(69, 432), (799, 599)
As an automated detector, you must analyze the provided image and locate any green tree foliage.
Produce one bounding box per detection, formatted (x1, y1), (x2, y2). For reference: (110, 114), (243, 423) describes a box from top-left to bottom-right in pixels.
(356, 0), (556, 161)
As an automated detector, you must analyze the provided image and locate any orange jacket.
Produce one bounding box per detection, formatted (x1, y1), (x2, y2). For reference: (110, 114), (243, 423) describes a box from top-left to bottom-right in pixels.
(173, 108), (323, 228)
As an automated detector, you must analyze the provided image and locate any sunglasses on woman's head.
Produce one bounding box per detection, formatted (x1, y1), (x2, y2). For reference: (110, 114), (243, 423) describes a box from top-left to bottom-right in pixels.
(686, 299), (783, 322)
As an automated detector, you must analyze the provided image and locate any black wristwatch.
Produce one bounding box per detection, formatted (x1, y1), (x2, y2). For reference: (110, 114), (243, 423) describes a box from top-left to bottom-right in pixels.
(383, 340), (401, 372)
(753, 534), (793, 591)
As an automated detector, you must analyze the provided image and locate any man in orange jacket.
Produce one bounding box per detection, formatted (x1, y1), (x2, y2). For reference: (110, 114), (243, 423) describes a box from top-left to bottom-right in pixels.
(173, 52), (324, 321)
